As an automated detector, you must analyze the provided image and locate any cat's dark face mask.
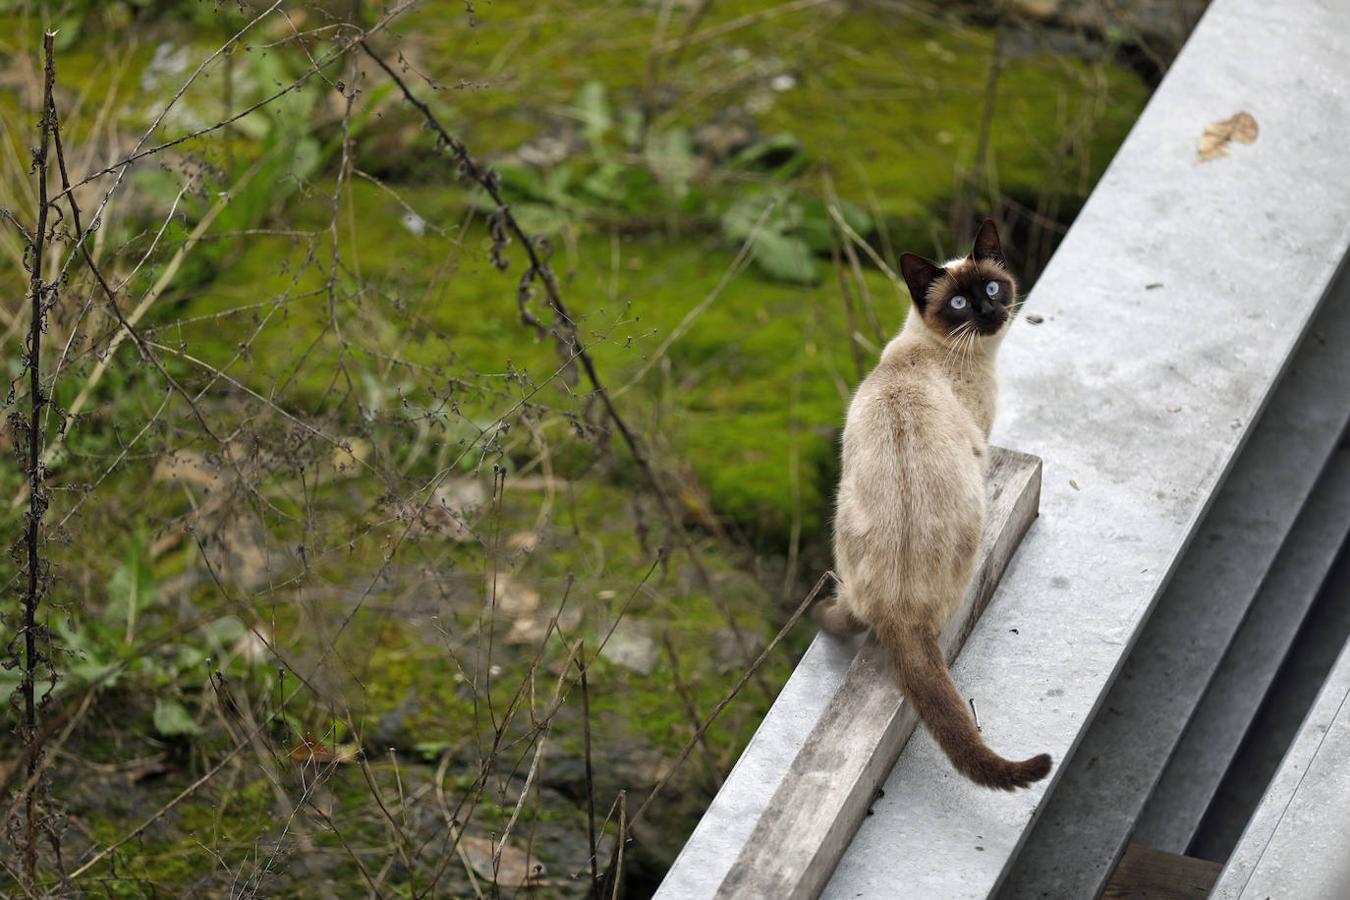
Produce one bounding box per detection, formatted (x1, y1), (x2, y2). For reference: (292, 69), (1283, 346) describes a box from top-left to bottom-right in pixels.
(928, 267), (1014, 337)
(899, 220), (1018, 343)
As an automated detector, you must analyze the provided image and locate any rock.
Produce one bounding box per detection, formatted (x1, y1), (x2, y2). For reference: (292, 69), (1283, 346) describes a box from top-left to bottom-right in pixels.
(460, 834), (545, 887)
(694, 120), (754, 161)
(493, 574), (540, 615)
(600, 621), (659, 675)
(153, 450), (222, 490)
(505, 606), (582, 646)
(1009, 0), (1059, 15)
(231, 626), (272, 663)
(371, 694), (415, 748)
(713, 627), (767, 674)
(506, 531), (540, 554)
(331, 437), (371, 476)
(397, 479), (486, 542)
(517, 134), (573, 167)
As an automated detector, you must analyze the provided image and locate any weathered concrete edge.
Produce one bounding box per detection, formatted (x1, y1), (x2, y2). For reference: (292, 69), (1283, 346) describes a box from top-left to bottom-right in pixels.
(716, 452), (1040, 900)
(1135, 445), (1350, 853)
(1210, 633), (1350, 899)
(997, 274), (1350, 898)
(654, 628), (858, 897)
(827, 0), (1350, 894)
(656, 452), (1039, 900)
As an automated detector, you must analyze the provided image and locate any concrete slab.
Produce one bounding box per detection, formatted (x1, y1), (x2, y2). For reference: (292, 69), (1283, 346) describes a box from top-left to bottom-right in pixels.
(1134, 445), (1350, 854)
(1188, 510), (1350, 861)
(659, 0), (1350, 895)
(655, 631), (858, 900)
(1209, 634), (1350, 899)
(822, 0), (1350, 895)
(997, 294), (1350, 898)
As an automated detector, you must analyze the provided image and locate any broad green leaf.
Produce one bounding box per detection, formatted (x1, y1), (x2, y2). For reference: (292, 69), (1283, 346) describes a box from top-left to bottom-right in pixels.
(510, 203), (572, 236)
(491, 162), (550, 203)
(720, 191), (789, 241)
(799, 197), (874, 253)
(202, 616), (247, 648)
(644, 127), (695, 198)
(153, 699), (203, 737)
(728, 133), (808, 177)
(750, 230), (818, 284)
(581, 163), (661, 213)
(414, 740), (453, 760)
(106, 536), (156, 644)
(618, 107), (645, 149)
(55, 620), (118, 688)
(574, 81), (612, 151)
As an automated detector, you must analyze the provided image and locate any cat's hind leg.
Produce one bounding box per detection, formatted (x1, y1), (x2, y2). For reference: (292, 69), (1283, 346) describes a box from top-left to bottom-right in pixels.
(811, 594), (868, 637)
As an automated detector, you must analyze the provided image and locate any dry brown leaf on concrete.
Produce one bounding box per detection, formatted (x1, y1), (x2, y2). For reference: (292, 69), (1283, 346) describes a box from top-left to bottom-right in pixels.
(1198, 111), (1259, 161)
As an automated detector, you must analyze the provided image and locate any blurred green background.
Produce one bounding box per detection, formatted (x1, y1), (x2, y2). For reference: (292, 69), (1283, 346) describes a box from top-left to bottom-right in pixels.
(0, 0), (1197, 894)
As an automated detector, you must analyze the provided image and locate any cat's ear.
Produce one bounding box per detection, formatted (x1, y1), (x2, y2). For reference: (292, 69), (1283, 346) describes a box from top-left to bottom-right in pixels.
(971, 218), (1004, 265)
(900, 253), (944, 310)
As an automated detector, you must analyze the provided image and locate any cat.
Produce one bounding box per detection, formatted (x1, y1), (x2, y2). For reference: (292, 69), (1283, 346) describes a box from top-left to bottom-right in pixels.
(813, 219), (1051, 791)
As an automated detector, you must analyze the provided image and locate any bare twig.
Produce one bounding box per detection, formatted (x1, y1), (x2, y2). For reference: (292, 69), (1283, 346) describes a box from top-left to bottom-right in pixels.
(577, 645), (600, 895)
(16, 32), (58, 890)
(362, 41), (774, 697)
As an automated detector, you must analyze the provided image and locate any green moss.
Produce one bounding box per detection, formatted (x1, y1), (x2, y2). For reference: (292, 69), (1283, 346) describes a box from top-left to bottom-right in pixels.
(3, 2), (1155, 891)
(160, 178), (899, 541)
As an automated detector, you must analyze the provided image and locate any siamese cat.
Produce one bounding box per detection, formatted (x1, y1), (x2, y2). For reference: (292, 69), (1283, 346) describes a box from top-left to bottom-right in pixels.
(813, 219), (1051, 791)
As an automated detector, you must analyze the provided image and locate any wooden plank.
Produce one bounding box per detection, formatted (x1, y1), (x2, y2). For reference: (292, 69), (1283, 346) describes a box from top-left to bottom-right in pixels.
(1101, 844), (1221, 900)
(715, 448), (1041, 900)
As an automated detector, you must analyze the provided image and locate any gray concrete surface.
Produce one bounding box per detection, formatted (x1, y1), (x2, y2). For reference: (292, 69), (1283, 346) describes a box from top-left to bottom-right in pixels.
(1134, 444), (1350, 855)
(1189, 511), (1350, 861)
(1210, 633), (1350, 899)
(824, 0), (1350, 895)
(659, 0), (1350, 895)
(996, 290), (1350, 898)
(718, 453), (1040, 899)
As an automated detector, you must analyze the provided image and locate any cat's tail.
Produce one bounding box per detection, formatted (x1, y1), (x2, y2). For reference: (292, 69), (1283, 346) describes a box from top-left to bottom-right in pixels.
(877, 619), (1051, 791)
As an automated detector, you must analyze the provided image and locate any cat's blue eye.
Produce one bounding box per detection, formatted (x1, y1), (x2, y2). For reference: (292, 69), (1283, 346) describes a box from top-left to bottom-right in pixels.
(985, 281), (1000, 297)
(950, 296), (968, 310)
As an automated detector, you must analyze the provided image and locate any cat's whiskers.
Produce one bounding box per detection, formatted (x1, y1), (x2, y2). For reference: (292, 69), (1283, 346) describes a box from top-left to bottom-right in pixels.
(960, 323), (978, 371)
(943, 321), (975, 370)
(945, 323), (977, 369)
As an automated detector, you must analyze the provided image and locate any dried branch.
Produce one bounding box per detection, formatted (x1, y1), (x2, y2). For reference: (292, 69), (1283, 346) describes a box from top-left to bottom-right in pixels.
(15, 32), (58, 891)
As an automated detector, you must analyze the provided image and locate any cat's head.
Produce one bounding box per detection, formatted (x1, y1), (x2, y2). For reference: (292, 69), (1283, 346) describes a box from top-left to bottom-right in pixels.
(899, 219), (1018, 343)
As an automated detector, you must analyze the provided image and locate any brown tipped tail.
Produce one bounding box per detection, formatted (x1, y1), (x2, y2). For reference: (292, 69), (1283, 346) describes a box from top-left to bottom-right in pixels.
(879, 620), (1051, 791)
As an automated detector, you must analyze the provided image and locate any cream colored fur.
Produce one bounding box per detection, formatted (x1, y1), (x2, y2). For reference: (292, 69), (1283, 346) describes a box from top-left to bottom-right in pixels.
(832, 270), (1005, 633)
(821, 224), (1051, 790)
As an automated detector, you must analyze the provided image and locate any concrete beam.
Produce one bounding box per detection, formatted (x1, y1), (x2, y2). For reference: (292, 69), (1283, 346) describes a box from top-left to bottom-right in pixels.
(660, 0), (1350, 895)
(1209, 633), (1350, 899)
(1135, 445), (1350, 854)
(824, 0), (1350, 895)
(998, 291), (1350, 897)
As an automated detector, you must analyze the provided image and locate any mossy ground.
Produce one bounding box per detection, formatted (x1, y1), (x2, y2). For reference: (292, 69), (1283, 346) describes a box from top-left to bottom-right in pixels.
(0, 0), (1152, 894)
